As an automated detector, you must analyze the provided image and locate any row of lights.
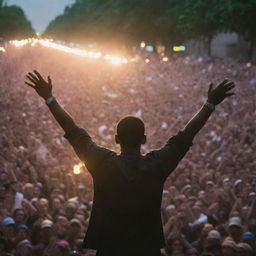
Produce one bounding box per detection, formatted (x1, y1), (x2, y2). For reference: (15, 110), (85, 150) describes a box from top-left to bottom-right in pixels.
(2, 38), (185, 65)
(7, 38), (128, 65)
(140, 41), (186, 52)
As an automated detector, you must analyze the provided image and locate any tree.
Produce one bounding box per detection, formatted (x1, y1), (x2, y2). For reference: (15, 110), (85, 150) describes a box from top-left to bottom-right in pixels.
(176, 0), (228, 57)
(0, 4), (34, 39)
(225, 0), (256, 60)
(44, 0), (255, 57)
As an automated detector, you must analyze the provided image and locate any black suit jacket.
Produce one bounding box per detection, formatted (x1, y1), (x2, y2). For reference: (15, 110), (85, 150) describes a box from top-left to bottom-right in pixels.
(64, 126), (193, 253)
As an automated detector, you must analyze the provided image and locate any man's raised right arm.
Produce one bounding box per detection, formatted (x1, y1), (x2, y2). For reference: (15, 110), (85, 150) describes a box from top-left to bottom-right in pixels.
(25, 70), (76, 133)
(25, 71), (114, 172)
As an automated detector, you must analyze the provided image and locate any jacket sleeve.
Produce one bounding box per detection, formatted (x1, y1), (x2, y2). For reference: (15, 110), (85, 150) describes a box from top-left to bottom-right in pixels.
(147, 131), (193, 180)
(64, 125), (115, 175)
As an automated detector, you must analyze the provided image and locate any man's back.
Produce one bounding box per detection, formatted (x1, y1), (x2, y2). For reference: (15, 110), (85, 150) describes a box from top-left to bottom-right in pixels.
(64, 126), (193, 253)
(24, 71), (235, 255)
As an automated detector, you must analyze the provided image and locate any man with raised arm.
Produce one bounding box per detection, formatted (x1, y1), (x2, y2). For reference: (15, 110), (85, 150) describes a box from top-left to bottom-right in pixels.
(25, 70), (235, 256)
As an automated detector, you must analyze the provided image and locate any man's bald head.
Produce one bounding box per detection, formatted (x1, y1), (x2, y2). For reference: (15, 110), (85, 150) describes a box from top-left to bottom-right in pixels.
(116, 116), (146, 148)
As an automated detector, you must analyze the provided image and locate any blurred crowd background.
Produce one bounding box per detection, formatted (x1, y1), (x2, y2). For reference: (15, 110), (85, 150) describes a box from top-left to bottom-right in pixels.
(0, 45), (256, 255)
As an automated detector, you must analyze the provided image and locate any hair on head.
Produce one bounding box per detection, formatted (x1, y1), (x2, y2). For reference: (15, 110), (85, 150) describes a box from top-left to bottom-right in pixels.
(116, 116), (145, 147)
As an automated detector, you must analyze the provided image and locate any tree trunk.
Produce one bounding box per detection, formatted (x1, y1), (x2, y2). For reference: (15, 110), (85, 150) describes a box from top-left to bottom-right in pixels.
(207, 35), (212, 57)
(248, 37), (254, 61)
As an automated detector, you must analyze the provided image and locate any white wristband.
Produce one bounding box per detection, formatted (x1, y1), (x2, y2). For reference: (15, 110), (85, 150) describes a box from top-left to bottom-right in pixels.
(204, 101), (215, 111)
(45, 96), (55, 105)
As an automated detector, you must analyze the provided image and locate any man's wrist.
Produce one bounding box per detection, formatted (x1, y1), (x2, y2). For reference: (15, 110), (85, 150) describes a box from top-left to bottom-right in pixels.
(45, 96), (55, 105)
(204, 100), (215, 111)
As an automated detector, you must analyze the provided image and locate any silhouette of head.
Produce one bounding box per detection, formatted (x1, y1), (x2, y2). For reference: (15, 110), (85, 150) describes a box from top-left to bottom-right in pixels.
(115, 116), (146, 148)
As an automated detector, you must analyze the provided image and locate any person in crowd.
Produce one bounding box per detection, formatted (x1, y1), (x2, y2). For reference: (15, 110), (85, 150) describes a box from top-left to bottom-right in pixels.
(33, 219), (54, 256)
(227, 217), (243, 243)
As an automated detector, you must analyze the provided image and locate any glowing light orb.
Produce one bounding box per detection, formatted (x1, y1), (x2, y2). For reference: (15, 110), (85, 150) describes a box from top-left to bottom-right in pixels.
(145, 46), (154, 52)
(104, 55), (111, 60)
(173, 45), (186, 52)
(162, 57), (169, 62)
(94, 52), (102, 59)
(0, 47), (5, 52)
(73, 163), (84, 175)
(110, 56), (122, 65)
(140, 41), (146, 48)
(145, 58), (150, 63)
(122, 58), (128, 64)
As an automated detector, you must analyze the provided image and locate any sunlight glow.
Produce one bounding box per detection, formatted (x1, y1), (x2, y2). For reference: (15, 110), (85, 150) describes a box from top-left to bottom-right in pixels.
(10, 39), (29, 47)
(110, 56), (122, 65)
(6, 38), (171, 64)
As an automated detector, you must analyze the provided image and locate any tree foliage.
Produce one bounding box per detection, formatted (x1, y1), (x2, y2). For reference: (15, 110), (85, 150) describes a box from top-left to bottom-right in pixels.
(45, 0), (256, 57)
(224, 0), (256, 59)
(0, 3), (34, 40)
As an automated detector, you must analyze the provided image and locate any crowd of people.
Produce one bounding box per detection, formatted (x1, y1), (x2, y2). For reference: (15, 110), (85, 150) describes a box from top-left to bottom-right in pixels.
(0, 44), (255, 256)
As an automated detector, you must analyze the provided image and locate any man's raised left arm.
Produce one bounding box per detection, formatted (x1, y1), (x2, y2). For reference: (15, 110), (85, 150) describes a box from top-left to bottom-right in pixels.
(183, 79), (236, 140)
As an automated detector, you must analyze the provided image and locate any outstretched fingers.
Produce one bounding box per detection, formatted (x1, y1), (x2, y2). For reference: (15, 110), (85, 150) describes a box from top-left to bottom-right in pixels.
(33, 70), (44, 81)
(25, 81), (36, 89)
(47, 76), (52, 85)
(26, 75), (37, 85)
(208, 83), (214, 93)
(225, 92), (235, 98)
(219, 79), (229, 87)
(224, 82), (235, 93)
(28, 72), (39, 82)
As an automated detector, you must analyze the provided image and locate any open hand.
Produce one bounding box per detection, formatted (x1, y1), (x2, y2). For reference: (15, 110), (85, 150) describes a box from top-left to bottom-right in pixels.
(25, 70), (52, 100)
(208, 79), (235, 105)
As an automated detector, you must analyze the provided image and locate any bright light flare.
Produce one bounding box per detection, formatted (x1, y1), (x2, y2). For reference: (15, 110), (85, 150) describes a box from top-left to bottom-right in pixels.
(110, 56), (122, 65)
(173, 45), (186, 52)
(145, 58), (150, 63)
(31, 39), (39, 47)
(0, 47), (5, 52)
(10, 39), (30, 47)
(73, 163), (83, 175)
(122, 58), (128, 64)
(88, 51), (101, 58)
(140, 41), (146, 48)
(104, 54), (111, 60)
(39, 39), (88, 57)
(8, 38), (130, 65)
(162, 57), (169, 62)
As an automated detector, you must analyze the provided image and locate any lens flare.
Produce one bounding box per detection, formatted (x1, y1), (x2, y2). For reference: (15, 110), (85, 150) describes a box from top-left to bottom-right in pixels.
(7, 38), (155, 65)
(10, 39), (30, 47)
(73, 163), (84, 175)
(122, 58), (128, 64)
(140, 41), (146, 48)
(110, 56), (122, 65)
(173, 45), (186, 52)
(39, 39), (88, 57)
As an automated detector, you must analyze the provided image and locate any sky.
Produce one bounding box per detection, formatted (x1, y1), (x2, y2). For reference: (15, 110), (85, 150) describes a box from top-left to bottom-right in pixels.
(6, 0), (75, 33)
